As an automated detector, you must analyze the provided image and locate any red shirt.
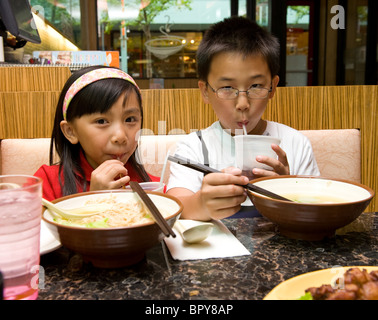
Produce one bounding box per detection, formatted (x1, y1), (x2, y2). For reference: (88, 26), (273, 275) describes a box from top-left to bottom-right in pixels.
(34, 151), (160, 201)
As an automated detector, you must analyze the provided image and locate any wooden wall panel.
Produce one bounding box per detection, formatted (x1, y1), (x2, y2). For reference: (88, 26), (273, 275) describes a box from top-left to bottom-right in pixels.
(0, 92), (60, 138)
(0, 67), (71, 91)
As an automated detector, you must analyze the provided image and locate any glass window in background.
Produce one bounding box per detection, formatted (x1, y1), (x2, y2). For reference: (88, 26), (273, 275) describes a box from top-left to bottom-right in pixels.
(97, 0), (277, 81)
(256, 0), (269, 28)
(238, 0), (246, 17)
(344, 1), (368, 85)
(111, 29), (202, 79)
(30, 0), (81, 48)
(286, 4), (311, 86)
(97, 0), (233, 79)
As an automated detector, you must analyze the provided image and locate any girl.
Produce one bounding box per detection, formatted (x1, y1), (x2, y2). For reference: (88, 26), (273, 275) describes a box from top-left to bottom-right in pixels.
(34, 66), (159, 201)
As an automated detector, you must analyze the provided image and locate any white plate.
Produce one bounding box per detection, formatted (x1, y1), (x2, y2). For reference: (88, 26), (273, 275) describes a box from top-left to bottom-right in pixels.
(264, 266), (378, 300)
(40, 220), (61, 255)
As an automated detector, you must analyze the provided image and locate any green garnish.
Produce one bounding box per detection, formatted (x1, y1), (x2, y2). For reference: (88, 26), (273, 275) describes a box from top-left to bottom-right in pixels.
(297, 292), (313, 300)
(84, 218), (109, 228)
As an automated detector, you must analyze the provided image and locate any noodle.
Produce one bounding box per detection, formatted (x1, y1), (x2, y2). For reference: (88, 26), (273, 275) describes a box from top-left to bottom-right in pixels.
(54, 194), (170, 228)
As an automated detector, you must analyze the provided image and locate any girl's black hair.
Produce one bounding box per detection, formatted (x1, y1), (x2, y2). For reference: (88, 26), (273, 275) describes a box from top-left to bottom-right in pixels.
(50, 65), (150, 197)
(196, 16), (280, 81)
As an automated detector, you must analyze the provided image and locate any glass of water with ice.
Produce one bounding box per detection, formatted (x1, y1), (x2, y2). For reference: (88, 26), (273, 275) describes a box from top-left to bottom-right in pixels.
(0, 175), (42, 300)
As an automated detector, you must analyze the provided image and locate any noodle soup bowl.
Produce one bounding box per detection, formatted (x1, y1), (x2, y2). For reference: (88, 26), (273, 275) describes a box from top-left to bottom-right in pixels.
(249, 175), (374, 241)
(42, 190), (182, 268)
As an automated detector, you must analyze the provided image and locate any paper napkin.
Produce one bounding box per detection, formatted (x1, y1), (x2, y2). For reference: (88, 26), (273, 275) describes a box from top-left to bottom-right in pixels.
(164, 219), (250, 260)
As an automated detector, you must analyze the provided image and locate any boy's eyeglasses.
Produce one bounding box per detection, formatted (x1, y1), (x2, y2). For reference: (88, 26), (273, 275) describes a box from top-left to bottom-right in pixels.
(207, 82), (272, 100)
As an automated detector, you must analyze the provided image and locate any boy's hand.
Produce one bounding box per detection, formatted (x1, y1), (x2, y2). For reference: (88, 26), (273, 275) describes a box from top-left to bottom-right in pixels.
(200, 167), (249, 220)
(252, 144), (290, 177)
(89, 159), (130, 191)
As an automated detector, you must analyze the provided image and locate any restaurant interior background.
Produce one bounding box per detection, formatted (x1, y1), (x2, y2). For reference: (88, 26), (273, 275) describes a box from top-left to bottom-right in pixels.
(21, 0), (377, 89)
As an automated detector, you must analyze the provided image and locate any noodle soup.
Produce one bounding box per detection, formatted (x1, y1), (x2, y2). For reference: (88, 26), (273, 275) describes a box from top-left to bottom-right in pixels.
(41, 191), (183, 268)
(53, 194), (171, 228)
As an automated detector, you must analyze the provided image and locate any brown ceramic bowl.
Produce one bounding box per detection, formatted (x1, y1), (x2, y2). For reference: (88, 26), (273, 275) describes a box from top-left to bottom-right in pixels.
(42, 190), (182, 268)
(248, 175), (375, 241)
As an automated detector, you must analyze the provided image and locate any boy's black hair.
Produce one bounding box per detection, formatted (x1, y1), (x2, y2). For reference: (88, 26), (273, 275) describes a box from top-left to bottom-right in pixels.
(196, 16), (280, 81)
(50, 65), (150, 197)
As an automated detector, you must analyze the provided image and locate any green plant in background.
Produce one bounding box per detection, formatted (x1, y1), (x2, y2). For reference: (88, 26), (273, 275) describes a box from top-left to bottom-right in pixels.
(357, 5), (368, 22)
(100, 10), (115, 35)
(128, 0), (192, 39)
(128, 0), (192, 77)
(288, 5), (310, 25)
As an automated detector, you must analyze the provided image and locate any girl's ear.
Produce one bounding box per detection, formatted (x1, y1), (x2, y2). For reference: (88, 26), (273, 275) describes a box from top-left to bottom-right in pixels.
(198, 80), (210, 104)
(60, 120), (79, 144)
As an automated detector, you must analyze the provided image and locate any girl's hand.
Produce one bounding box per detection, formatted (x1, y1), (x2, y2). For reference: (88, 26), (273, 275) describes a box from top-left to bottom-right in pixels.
(252, 144), (290, 177)
(199, 167), (249, 220)
(89, 159), (130, 191)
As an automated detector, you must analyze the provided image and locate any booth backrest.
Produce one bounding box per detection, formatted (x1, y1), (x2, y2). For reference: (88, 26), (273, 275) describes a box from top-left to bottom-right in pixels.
(0, 129), (361, 185)
(301, 129), (361, 182)
(0, 138), (56, 177)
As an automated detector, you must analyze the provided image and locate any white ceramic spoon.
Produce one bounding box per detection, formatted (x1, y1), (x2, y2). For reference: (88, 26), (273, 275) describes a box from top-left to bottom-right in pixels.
(174, 220), (214, 244)
(42, 198), (111, 220)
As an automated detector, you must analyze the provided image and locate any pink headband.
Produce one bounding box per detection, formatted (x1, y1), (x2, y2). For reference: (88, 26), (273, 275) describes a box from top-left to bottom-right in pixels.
(62, 68), (140, 120)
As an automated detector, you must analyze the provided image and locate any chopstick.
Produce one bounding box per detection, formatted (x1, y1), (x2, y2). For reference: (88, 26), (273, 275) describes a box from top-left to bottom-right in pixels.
(168, 155), (292, 202)
(129, 181), (176, 237)
(117, 156), (125, 189)
(120, 174), (125, 189)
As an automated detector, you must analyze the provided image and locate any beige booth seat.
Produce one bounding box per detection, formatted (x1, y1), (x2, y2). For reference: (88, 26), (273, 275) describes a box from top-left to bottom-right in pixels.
(301, 129), (361, 183)
(0, 129), (361, 184)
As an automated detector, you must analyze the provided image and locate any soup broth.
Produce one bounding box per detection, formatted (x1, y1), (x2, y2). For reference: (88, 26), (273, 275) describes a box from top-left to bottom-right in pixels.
(282, 194), (348, 204)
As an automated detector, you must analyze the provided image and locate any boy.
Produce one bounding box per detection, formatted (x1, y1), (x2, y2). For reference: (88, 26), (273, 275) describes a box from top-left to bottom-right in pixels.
(166, 17), (319, 220)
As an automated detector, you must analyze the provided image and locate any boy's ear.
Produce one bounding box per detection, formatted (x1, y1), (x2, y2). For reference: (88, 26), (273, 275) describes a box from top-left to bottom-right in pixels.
(198, 80), (210, 104)
(269, 75), (280, 99)
(60, 120), (79, 144)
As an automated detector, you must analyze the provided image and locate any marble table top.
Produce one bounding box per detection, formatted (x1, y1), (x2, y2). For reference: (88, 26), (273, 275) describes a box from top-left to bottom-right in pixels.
(38, 212), (378, 300)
